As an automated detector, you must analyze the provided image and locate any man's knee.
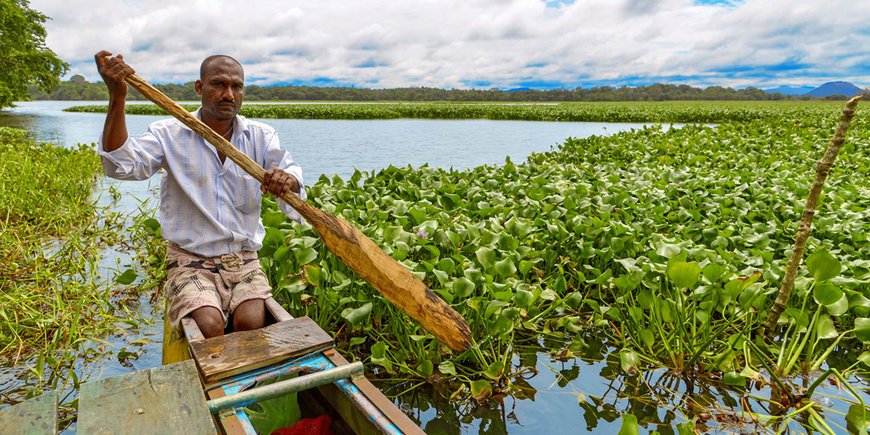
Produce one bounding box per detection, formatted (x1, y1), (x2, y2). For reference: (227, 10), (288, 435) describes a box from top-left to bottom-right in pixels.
(191, 307), (224, 338)
(233, 299), (266, 332)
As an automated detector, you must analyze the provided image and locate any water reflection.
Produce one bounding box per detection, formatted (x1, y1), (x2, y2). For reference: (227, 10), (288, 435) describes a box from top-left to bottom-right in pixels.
(378, 331), (868, 434)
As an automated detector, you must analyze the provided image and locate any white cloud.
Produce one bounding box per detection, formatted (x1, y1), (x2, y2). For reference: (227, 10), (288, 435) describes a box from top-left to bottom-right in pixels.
(31, 0), (870, 89)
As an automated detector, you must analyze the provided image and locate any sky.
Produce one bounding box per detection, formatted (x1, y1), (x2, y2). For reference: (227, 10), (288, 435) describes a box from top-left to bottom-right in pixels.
(30, 0), (870, 90)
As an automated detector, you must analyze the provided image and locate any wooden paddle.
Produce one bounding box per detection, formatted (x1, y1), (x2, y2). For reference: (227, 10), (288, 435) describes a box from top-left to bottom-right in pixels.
(124, 73), (472, 351)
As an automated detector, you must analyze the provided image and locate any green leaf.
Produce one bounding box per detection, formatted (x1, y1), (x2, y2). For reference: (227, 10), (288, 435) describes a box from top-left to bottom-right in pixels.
(294, 247), (318, 265)
(723, 371), (746, 387)
(484, 361), (504, 380)
(438, 361), (457, 376)
(341, 302), (372, 325)
(855, 318), (870, 343)
(825, 294), (849, 317)
(846, 403), (869, 433)
(813, 282), (844, 306)
(513, 289), (533, 307)
(639, 329), (654, 348)
(806, 250), (841, 282)
(494, 258), (517, 278)
(637, 290), (654, 310)
(667, 261), (701, 288)
(303, 264), (322, 287)
(370, 342), (392, 373)
(261, 211), (286, 228)
(475, 247), (496, 271)
(814, 315), (838, 340)
(858, 351), (870, 366)
(116, 268), (138, 285)
(452, 277), (475, 299)
(418, 359), (434, 377)
(470, 379), (492, 400)
(619, 349), (640, 375)
(617, 414), (639, 435)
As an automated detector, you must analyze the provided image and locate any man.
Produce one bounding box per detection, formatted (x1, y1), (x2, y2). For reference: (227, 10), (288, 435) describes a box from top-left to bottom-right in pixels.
(95, 51), (304, 338)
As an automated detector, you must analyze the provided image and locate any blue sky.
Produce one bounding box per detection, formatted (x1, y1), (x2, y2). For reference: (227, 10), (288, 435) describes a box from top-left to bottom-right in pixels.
(32, 0), (869, 90)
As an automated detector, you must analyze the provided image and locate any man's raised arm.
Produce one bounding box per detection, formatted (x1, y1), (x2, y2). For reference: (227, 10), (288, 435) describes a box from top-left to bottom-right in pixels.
(95, 50), (135, 152)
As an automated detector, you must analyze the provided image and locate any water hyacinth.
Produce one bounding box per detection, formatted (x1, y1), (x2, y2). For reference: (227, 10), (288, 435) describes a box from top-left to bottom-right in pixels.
(249, 101), (869, 432)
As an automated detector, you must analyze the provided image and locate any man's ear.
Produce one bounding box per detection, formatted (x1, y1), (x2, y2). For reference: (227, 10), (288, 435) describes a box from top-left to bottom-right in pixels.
(194, 80), (203, 95)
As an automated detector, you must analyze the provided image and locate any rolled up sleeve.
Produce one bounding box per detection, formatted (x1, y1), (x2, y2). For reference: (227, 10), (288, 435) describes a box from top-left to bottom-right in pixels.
(99, 128), (165, 181)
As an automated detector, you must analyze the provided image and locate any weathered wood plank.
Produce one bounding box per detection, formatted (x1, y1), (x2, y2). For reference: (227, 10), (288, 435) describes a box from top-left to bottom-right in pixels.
(77, 360), (214, 435)
(323, 349), (425, 435)
(205, 388), (247, 435)
(265, 297), (293, 322)
(190, 316), (333, 383)
(0, 390), (58, 435)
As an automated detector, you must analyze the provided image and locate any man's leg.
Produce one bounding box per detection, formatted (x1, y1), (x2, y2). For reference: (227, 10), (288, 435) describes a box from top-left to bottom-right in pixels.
(232, 298), (266, 332)
(191, 306), (225, 338)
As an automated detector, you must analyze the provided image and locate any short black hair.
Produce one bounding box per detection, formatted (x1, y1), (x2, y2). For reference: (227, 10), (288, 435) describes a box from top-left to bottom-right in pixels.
(200, 55), (243, 80)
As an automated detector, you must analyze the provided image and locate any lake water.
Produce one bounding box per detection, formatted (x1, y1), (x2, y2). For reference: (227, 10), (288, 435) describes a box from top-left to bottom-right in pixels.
(2, 101), (862, 434)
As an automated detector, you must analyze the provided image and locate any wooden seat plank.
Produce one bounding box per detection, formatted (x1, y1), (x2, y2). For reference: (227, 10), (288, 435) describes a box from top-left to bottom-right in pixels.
(77, 360), (214, 435)
(0, 390), (58, 435)
(190, 316), (333, 383)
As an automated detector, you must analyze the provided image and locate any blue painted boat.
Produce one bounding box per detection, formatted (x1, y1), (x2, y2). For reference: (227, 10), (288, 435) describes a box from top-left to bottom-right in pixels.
(163, 297), (423, 435)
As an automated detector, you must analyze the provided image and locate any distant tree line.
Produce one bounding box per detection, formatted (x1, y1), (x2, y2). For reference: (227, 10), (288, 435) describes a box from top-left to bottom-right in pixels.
(27, 75), (867, 102)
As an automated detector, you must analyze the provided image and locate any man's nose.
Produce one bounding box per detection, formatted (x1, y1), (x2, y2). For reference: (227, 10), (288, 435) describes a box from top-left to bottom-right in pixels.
(221, 86), (234, 101)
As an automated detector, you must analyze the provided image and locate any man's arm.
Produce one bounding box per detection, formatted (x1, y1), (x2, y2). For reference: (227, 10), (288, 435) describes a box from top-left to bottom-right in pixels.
(95, 51), (135, 152)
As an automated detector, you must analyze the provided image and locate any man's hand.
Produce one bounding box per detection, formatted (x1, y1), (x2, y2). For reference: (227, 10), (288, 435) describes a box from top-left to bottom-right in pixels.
(261, 168), (299, 198)
(95, 50), (135, 101)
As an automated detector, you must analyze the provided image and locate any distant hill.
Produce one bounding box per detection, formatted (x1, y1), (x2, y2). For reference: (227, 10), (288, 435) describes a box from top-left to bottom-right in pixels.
(806, 81), (863, 97)
(764, 85), (814, 95)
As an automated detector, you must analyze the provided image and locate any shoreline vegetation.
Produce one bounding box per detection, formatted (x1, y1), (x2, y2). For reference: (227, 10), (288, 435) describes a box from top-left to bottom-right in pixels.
(28, 75), (869, 103)
(0, 127), (157, 415)
(66, 100), (852, 123)
(2, 100), (868, 433)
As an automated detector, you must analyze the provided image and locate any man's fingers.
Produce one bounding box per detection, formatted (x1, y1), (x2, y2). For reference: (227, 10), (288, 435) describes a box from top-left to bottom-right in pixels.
(94, 50), (112, 65)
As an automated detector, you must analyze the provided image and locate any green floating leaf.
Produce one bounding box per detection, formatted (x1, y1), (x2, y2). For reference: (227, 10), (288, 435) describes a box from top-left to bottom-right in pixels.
(475, 247), (496, 271)
(294, 247), (318, 265)
(723, 371), (746, 388)
(814, 315), (838, 340)
(619, 349), (641, 375)
(116, 268), (138, 285)
(470, 379), (492, 401)
(341, 302), (372, 325)
(813, 282), (844, 306)
(452, 277), (476, 298)
(484, 361), (505, 380)
(846, 403), (869, 433)
(370, 341), (392, 373)
(667, 261), (701, 288)
(513, 289), (533, 307)
(438, 361), (457, 376)
(855, 318), (870, 343)
(418, 359), (434, 377)
(617, 413), (639, 435)
(494, 258), (517, 278)
(807, 250), (841, 282)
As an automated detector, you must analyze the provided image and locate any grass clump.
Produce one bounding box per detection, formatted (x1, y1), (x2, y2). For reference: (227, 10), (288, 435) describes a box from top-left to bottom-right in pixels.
(0, 127), (126, 399)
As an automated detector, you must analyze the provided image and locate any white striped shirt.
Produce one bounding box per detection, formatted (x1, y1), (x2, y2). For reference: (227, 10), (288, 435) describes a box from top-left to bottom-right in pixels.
(99, 109), (305, 257)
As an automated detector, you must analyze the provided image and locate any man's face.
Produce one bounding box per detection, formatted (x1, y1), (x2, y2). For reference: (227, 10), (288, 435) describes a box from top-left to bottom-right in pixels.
(195, 58), (244, 122)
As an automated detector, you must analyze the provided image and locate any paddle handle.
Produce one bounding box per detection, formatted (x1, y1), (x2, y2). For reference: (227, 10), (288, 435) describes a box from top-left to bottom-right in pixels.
(125, 74), (312, 215)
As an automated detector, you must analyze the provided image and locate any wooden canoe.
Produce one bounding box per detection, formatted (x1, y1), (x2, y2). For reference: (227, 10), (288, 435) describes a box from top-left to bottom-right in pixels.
(162, 297), (424, 435)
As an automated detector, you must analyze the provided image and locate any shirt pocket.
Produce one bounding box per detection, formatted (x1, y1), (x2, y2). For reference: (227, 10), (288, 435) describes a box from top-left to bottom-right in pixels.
(232, 170), (262, 214)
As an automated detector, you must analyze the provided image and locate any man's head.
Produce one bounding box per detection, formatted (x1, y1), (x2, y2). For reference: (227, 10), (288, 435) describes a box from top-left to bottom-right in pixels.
(195, 55), (244, 123)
